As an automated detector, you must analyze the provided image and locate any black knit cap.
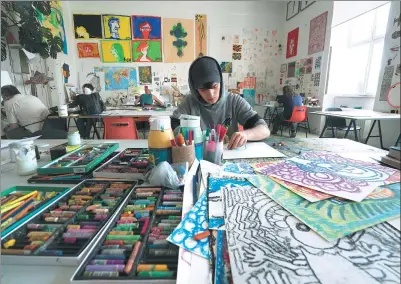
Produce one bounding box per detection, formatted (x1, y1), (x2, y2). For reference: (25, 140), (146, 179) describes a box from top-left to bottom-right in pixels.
(190, 57), (221, 89)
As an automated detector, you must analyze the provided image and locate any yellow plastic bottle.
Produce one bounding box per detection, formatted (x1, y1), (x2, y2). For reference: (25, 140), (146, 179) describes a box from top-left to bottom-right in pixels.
(148, 116), (174, 166)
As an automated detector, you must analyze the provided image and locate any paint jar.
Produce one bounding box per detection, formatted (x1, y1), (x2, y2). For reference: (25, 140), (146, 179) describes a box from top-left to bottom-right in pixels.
(58, 105), (68, 117)
(68, 131), (81, 146)
(178, 115), (203, 160)
(13, 141), (38, 175)
(148, 116), (174, 166)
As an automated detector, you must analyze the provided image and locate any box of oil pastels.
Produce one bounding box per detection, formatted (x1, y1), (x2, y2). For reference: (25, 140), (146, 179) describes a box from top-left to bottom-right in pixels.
(93, 148), (151, 180)
(1, 179), (137, 266)
(70, 185), (183, 283)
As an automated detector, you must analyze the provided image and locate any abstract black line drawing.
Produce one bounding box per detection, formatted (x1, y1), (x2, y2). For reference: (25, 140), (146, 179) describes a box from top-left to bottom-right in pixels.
(221, 181), (401, 284)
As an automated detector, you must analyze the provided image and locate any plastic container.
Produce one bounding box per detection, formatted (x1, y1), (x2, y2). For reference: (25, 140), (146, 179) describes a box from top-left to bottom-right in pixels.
(68, 131), (81, 146)
(148, 116), (173, 166)
(179, 115), (203, 160)
(58, 104), (68, 117)
(13, 141), (38, 175)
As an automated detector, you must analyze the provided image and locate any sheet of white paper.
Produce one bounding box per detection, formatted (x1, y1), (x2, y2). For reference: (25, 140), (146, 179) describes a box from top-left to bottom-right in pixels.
(223, 142), (286, 159)
(387, 218), (400, 231)
(1, 135), (42, 149)
(200, 160), (222, 188)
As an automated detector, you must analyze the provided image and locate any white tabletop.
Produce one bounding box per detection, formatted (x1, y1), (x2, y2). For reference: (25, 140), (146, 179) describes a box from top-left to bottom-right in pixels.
(310, 110), (400, 120)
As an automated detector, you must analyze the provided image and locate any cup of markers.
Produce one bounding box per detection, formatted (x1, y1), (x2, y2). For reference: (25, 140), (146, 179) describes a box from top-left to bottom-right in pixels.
(203, 124), (227, 166)
(170, 131), (195, 165)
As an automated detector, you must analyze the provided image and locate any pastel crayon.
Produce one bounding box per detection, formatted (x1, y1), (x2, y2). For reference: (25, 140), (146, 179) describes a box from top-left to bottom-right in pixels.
(94, 254), (126, 260)
(3, 191), (37, 207)
(124, 241), (141, 273)
(1, 249), (31, 255)
(63, 232), (94, 238)
(117, 220), (135, 224)
(106, 235), (141, 241)
(101, 245), (121, 249)
(149, 239), (170, 245)
(101, 249), (126, 255)
(83, 271), (119, 277)
(140, 218), (150, 235)
(168, 216), (181, 220)
(90, 259), (125, 265)
(149, 249), (178, 257)
(3, 239), (16, 249)
(157, 206), (182, 210)
(115, 223), (139, 230)
(138, 271), (174, 277)
(103, 240), (124, 246)
(85, 264), (125, 272)
(38, 250), (63, 256)
(67, 229), (96, 233)
(27, 232), (52, 237)
(137, 264), (169, 272)
(109, 231), (134, 235)
(27, 224), (61, 230)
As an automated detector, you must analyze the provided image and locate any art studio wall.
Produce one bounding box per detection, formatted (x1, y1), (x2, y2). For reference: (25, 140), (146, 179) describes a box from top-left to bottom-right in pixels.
(62, 1), (285, 104)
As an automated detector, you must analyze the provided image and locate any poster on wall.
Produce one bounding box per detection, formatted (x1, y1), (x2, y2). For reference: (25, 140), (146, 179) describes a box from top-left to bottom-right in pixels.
(287, 61), (296, 77)
(195, 14), (207, 57)
(243, 89), (255, 106)
(163, 18), (194, 63)
(132, 40), (162, 62)
(220, 62), (233, 73)
(94, 67), (137, 90)
(102, 15), (131, 40)
(73, 14), (102, 39)
(379, 65), (395, 101)
(132, 15), (161, 40)
(100, 40), (132, 63)
(314, 55), (322, 71)
(35, 1), (67, 54)
(77, 43), (100, 58)
(286, 27), (299, 58)
(138, 66), (152, 85)
(308, 11), (328, 55)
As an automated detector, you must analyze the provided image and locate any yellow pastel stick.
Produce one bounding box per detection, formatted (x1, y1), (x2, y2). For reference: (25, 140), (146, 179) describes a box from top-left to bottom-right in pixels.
(3, 239), (16, 249)
(2, 191), (38, 207)
(1, 202), (23, 214)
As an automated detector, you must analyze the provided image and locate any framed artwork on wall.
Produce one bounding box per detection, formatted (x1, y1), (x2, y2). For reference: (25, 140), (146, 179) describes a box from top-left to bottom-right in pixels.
(300, 1), (315, 11)
(286, 1), (300, 21)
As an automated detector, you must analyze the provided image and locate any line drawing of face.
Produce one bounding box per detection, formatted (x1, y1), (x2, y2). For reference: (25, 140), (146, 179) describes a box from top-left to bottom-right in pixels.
(139, 22), (152, 39)
(108, 18), (120, 39)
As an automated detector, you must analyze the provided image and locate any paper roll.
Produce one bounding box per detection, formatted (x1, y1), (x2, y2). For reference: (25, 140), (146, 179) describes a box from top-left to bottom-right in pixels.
(172, 145), (195, 165)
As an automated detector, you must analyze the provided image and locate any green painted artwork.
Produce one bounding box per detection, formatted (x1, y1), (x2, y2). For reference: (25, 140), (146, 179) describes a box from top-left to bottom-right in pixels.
(170, 22), (188, 57)
(247, 174), (400, 241)
(132, 40), (162, 62)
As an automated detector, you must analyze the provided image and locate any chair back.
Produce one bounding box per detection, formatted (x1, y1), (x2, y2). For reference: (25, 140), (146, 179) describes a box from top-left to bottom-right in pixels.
(325, 107), (347, 128)
(104, 117), (138, 139)
(288, 106), (307, 122)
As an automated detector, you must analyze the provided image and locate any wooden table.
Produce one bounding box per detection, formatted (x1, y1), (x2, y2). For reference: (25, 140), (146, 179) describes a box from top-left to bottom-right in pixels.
(310, 110), (400, 149)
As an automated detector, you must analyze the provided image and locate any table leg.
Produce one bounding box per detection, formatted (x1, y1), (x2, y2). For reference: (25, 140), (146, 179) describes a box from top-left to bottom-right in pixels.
(378, 120), (384, 149)
(319, 118), (328, 138)
(352, 120), (358, 141)
(67, 117), (71, 131)
(91, 118), (101, 139)
(329, 117), (335, 138)
(343, 120), (353, 139)
(364, 120), (377, 145)
(396, 133), (401, 146)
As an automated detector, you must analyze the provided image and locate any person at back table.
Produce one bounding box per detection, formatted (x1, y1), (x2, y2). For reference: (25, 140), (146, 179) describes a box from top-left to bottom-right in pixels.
(135, 86), (164, 107)
(70, 83), (106, 138)
(272, 85), (303, 138)
(1, 85), (50, 133)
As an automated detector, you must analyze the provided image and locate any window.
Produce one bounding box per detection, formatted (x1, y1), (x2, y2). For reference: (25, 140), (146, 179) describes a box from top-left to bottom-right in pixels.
(327, 3), (390, 96)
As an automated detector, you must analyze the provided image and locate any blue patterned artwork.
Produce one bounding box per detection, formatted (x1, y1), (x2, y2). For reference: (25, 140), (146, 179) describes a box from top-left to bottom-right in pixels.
(167, 192), (210, 259)
(248, 174), (401, 241)
(259, 151), (398, 202)
(222, 162), (255, 175)
(208, 176), (251, 230)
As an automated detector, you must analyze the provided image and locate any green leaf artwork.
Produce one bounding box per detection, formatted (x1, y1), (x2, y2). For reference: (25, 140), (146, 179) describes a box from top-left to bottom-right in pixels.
(170, 22), (188, 58)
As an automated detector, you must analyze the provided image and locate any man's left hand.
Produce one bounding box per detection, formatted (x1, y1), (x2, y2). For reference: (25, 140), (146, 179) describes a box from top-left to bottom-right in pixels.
(228, 131), (247, 150)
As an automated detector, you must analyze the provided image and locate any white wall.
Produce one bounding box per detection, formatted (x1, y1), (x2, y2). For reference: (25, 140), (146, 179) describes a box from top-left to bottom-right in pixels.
(64, 1), (285, 102)
(332, 1), (388, 27)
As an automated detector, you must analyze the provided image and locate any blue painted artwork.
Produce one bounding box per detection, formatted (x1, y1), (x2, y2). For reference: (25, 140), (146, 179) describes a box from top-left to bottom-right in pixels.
(243, 89), (255, 106)
(94, 67), (137, 90)
(208, 176), (251, 230)
(167, 192), (210, 259)
(215, 230), (232, 284)
(132, 15), (161, 40)
(222, 162), (255, 175)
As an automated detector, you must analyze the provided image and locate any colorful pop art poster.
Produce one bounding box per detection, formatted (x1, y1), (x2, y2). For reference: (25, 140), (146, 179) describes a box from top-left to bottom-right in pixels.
(100, 40), (132, 63)
(102, 15), (131, 40)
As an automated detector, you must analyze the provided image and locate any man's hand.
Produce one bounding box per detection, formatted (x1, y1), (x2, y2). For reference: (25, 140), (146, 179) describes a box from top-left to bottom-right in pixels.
(228, 131), (247, 149)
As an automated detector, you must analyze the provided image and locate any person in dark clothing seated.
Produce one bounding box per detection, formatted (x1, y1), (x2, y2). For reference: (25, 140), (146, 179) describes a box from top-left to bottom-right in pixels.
(272, 85), (303, 138)
(70, 83), (105, 138)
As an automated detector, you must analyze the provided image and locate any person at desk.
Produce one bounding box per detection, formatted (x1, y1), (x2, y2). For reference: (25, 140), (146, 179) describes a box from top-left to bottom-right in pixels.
(272, 85), (303, 138)
(135, 86), (164, 107)
(69, 83), (105, 138)
(172, 56), (270, 149)
(1, 85), (49, 134)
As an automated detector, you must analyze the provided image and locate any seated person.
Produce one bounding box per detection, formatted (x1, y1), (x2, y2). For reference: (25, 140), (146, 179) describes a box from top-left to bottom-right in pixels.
(135, 86), (164, 107)
(1, 85), (49, 134)
(172, 56), (270, 149)
(272, 85), (302, 138)
(70, 83), (105, 139)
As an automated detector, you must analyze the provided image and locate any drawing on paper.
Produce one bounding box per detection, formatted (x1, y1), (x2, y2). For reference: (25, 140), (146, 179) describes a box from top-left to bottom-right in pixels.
(287, 61), (296, 77)
(248, 174), (400, 240)
(208, 176), (250, 230)
(95, 67), (137, 91)
(213, 230), (233, 284)
(222, 162), (255, 175)
(102, 15), (131, 40)
(221, 181), (401, 284)
(167, 192), (210, 259)
(100, 40), (131, 63)
(243, 89), (255, 106)
(132, 15), (161, 39)
(314, 72), (321, 86)
(35, 1), (67, 54)
(286, 27), (299, 58)
(258, 151), (397, 201)
(138, 66), (152, 85)
(379, 66), (395, 101)
(195, 14), (207, 56)
(163, 18), (194, 63)
(308, 11), (328, 55)
(280, 64), (287, 73)
(220, 62), (233, 73)
(73, 14), (102, 39)
(232, 45), (242, 53)
(315, 56), (322, 71)
(77, 43), (99, 58)
(232, 53), (241, 60)
(132, 40), (162, 62)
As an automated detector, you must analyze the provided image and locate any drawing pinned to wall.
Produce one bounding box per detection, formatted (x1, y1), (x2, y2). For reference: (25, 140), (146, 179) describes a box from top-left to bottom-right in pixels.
(101, 40), (131, 63)
(286, 1), (300, 21)
(314, 55), (322, 71)
(286, 27), (299, 58)
(308, 11), (328, 55)
(132, 15), (161, 39)
(232, 45), (242, 53)
(244, 77), (256, 89)
(77, 43), (99, 58)
(220, 62), (233, 73)
(86, 72), (102, 92)
(35, 1), (67, 54)
(287, 61), (296, 77)
(243, 89), (256, 106)
(314, 72), (321, 86)
(163, 18), (194, 63)
(102, 15), (131, 40)
(379, 65), (395, 101)
(195, 14), (207, 57)
(62, 63), (70, 83)
(95, 67), (137, 90)
(73, 14), (102, 39)
(232, 53), (241, 60)
(132, 40), (162, 62)
(233, 34), (240, 44)
(138, 66), (152, 85)
(221, 180), (401, 284)
(280, 64), (287, 73)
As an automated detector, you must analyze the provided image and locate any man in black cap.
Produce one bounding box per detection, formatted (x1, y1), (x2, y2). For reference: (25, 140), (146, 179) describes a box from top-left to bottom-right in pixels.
(172, 56), (270, 149)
